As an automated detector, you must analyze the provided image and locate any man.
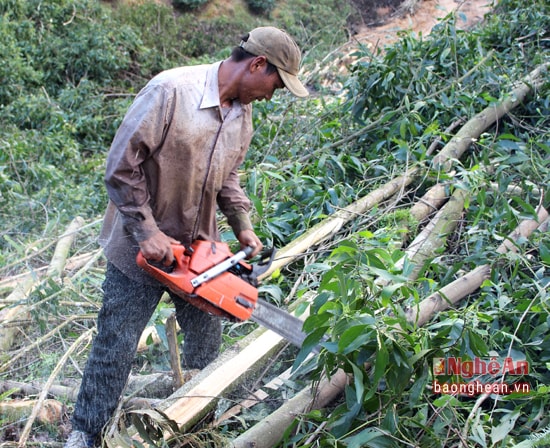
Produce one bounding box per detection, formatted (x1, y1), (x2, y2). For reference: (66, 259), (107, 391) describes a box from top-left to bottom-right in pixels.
(65, 26), (308, 448)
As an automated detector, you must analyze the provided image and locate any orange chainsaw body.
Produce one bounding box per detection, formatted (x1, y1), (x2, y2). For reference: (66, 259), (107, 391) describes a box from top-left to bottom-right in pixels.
(136, 240), (258, 321)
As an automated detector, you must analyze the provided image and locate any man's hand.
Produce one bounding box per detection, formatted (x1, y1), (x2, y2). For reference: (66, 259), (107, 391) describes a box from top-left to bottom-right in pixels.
(237, 229), (263, 258)
(139, 231), (181, 265)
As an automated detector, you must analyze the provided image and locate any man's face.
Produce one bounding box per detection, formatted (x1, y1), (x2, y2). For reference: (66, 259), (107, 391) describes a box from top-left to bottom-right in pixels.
(239, 58), (285, 105)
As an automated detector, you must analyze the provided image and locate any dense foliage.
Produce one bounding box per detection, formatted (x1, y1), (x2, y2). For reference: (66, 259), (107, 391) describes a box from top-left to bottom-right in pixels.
(279, 1), (550, 446)
(0, 0), (549, 446)
(0, 0), (349, 265)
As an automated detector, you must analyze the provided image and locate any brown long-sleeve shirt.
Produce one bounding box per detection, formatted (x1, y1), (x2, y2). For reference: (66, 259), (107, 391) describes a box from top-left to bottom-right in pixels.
(99, 62), (254, 284)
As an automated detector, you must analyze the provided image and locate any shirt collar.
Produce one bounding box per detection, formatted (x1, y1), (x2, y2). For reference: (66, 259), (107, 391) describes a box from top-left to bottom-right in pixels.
(200, 61), (222, 110)
(200, 61), (245, 120)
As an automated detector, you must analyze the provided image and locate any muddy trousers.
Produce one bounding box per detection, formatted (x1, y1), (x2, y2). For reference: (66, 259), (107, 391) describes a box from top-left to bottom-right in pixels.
(71, 262), (222, 436)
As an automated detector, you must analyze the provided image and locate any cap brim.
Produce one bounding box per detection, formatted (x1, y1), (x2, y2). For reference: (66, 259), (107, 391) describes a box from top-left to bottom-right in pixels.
(278, 69), (309, 98)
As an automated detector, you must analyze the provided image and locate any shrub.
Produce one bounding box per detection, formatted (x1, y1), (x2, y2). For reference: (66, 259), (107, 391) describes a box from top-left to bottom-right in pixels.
(172, 0), (209, 12)
(245, 0), (277, 16)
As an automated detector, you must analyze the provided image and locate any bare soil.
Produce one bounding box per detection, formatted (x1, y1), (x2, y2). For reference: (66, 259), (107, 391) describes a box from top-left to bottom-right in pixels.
(348, 0), (492, 51)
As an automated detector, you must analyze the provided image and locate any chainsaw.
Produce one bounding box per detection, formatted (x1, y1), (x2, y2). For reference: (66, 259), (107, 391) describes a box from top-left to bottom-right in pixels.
(136, 240), (312, 349)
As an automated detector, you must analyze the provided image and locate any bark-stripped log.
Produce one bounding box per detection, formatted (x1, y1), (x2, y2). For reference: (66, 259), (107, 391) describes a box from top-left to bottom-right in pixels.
(432, 63), (549, 171)
(406, 204), (548, 327)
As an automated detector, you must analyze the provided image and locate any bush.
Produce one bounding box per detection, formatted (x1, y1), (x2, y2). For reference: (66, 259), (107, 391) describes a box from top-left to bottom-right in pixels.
(245, 0), (277, 16)
(172, 0), (209, 12)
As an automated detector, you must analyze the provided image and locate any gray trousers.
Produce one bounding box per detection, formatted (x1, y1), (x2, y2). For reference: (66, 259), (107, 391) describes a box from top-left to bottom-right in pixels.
(71, 262), (222, 436)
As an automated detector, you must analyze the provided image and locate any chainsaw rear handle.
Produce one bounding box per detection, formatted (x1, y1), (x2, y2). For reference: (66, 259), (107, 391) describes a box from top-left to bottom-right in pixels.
(136, 240), (260, 321)
(241, 246), (255, 258)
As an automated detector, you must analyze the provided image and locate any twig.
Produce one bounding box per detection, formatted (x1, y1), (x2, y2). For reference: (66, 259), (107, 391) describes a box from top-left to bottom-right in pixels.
(0, 315), (82, 373)
(0, 217), (86, 352)
(18, 327), (95, 447)
(0, 250), (101, 293)
(425, 118), (465, 156)
(0, 218), (101, 274)
(166, 313), (184, 389)
(461, 393), (490, 444)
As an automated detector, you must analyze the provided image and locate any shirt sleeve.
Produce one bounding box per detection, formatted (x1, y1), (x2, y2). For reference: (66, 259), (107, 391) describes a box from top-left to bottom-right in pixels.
(104, 84), (173, 242)
(218, 170), (253, 235)
(217, 110), (254, 236)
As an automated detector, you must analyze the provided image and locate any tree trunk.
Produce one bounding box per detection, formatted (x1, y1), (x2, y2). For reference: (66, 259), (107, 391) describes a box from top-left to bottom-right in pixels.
(230, 369), (349, 448)
(406, 204), (548, 327)
(399, 187), (467, 280)
(432, 63), (549, 171)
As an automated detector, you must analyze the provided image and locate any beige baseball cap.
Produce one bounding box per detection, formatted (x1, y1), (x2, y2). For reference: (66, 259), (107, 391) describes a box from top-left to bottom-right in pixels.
(240, 26), (309, 98)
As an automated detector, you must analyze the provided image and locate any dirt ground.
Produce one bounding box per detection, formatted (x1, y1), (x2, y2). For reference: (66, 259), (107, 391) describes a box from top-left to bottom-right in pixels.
(348, 0), (493, 51)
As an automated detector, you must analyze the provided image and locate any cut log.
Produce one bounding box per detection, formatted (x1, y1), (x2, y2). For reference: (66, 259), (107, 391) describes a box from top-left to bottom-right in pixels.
(230, 369), (349, 448)
(399, 187), (467, 280)
(406, 204), (548, 327)
(0, 372), (175, 403)
(0, 380), (80, 402)
(0, 276), (35, 352)
(409, 183), (449, 222)
(376, 187), (466, 287)
(432, 63), (549, 171)
(0, 399), (64, 425)
(161, 329), (287, 432)
(47, 217), (85, 279)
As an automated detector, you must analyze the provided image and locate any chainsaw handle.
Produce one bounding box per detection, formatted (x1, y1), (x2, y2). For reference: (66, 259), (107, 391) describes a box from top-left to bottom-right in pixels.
(242, 246), (255, 258)
(144, 258), (175, 273)
(136, 243), (186, 272)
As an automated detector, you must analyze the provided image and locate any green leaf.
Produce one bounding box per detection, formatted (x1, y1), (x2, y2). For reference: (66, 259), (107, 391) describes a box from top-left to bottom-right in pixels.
(293, 326), (328, 369)
(380, 283), (404, 305)
(433, 394), (461, 407)
(510, 196), (538, 219)
(338, 325), (372, 353)
(490, 410), (520, 445)
(349, 361), (365, 403)
(371, 334), (389, 386)
(341, 427), (385, 448)
(539, 242), (549, 265)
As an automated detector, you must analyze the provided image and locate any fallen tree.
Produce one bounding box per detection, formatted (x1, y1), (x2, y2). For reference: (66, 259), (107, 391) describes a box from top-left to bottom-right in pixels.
(432, 62), (549, 171)
(406, 203), (549, 327)
(227, 205), (547, 447)
(136, 63), (549, 446)
(0, 217), (85, 352)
